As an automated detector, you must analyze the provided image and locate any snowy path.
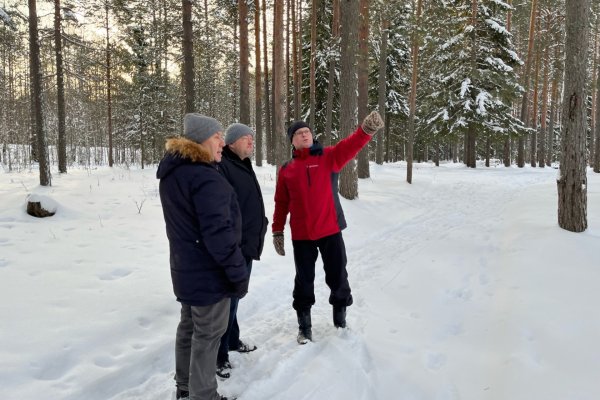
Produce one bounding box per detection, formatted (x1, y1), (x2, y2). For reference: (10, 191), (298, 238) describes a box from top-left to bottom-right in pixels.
(222, 163), (570, 400)
(2, 163), (599, 400)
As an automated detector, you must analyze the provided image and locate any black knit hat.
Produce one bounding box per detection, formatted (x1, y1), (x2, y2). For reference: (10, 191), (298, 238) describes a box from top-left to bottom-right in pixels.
(287, 121), (311, 142)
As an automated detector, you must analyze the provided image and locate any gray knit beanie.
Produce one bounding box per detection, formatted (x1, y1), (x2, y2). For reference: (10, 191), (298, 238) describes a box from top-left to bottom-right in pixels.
(183, 113), (223, 144)
(225, 123), (254, 145)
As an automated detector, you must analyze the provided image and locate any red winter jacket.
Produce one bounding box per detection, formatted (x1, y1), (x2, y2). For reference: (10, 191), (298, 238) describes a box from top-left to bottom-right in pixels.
(272, 126), (372, 241)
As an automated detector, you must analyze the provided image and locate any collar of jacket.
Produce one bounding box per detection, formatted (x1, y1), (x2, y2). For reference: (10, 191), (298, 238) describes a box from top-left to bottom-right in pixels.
(165, 137), (214, 163)
(223, 145), (253, 169)
(292, 140), (323, 159)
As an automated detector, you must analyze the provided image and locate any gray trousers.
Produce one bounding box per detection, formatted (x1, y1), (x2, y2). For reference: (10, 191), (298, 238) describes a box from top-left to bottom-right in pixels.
(175, 298), (230, 400)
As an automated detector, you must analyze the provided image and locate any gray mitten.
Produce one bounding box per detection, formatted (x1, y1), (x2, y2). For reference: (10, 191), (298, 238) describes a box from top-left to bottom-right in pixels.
(273, 232), (285, 256)
(361, 111), (385, 135)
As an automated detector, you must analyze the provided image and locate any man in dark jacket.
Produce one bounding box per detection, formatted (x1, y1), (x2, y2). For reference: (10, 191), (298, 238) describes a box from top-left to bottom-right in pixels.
(157, 113), (248, 400)
(215, 123), (268, 378)
(272, 111), (384, 344)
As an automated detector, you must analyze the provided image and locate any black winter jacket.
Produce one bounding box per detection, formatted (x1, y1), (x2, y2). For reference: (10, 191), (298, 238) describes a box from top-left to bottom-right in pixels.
(219, 146), (268, 260)
(157, 137), (249, 306)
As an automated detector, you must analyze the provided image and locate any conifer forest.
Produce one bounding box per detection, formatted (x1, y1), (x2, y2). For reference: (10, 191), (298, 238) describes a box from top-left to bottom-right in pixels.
(1, 0), (598, 230)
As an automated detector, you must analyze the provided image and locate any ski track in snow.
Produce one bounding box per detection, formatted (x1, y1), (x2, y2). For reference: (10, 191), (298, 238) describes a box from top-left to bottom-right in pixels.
(213, 164), (558, 400)
(339, 164), (560, 399)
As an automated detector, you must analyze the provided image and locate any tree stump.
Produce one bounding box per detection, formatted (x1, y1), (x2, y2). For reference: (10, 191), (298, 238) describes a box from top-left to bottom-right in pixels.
(26, 201), (56, 218)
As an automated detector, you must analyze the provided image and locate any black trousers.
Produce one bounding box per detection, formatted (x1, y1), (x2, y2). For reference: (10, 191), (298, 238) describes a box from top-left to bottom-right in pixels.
(292, 232), (353, 311)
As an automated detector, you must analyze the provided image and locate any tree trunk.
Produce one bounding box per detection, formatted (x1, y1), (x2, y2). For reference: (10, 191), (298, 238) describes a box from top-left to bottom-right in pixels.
(262, 0), (272, 164)
(407, 0), (423, 182)
(591, 18), (599, 168)
(5, 34), (15, 171)
(557, 0), (588, 232)
(105, 1), (113, 167)
(504, 0), (513, 167)
(182, 0), (194, 113)
(503, 138), (511, 166)
(254, 0), (263, 166)
(547, 44), (560, 167)
(538, 14), (550, 168)
(465, 0), (477, 169)
(292, 0), (300, 120)
(356, 0), (370, 179)
(54, 0), (67, 173)
(309, 0), (318, 129)
(376, 14), (388, 165)
(203, 0), (214, 116)
(530, 14), (542, 167)
(594, 52), (600, 173)
(239, 0), (250, 124)
(338, 0), (359, 199)
(518, 0), (538, 168)
(29, 0), (51, 186)
(595, 94), (600, 172)
(285, 0), (291, 122)
(273, 0), (287, 168)
(384, 113), (391, 162)
(323, 0), (340, 147)
(231, 23), (238, 121)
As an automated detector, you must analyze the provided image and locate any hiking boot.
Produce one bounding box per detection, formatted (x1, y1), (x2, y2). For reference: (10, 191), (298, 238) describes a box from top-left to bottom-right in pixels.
(333, 306), (347, 328)
(175, 388), (189, 399)
(216, 360), (232, 379)
(231, 340), (257, 353)
(296, 310), (312, 344)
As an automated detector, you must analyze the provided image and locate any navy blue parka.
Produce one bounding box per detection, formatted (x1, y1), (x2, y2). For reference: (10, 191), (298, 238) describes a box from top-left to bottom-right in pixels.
(218, 146), (268, 260)
(157, 137), (249, 306)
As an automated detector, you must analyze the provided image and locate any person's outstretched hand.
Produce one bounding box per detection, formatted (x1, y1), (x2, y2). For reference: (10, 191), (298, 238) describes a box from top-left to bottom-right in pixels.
(362, 111), (385, 135)
(273, 232), (285, 256)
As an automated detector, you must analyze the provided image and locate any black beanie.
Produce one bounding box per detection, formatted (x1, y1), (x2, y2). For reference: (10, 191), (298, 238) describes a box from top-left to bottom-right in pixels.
(287, 121), (311, 142)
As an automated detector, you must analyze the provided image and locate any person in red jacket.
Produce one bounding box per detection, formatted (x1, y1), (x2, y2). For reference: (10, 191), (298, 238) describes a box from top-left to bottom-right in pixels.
(272, 111), (384, 344)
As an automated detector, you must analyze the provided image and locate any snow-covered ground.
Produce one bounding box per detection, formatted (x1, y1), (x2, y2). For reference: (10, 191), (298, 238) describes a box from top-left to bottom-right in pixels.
(1, 161), (599, 400)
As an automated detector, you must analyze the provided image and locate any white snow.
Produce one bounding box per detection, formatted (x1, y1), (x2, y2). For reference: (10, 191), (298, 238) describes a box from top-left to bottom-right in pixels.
(1, 161), (599, 400)
(485, 56), (514, 72)
(475, 91), (489, 115)
(26, 193), (59, 214)
(485, 18), (509, 36)
(441, 33), (464, 51)
(460, 78), (471, 98)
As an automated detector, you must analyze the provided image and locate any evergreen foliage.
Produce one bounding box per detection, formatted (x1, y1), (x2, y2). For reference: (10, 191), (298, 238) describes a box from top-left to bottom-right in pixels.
(0, 0), (593, 170)
(421, 0), (529, 157)
(299, 2), (339, 141)
(369, 1), (411, 160)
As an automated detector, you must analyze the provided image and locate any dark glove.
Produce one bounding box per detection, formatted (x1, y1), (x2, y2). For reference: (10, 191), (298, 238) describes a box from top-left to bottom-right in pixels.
(361, 110), (384, 135)
(273, 232), (285, 256)
(232, 278), (249, 299)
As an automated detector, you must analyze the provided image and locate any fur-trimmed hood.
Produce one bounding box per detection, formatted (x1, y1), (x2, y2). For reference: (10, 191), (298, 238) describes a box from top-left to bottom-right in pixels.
(156, 137), (215, 180)
(165, 136), (213, 163)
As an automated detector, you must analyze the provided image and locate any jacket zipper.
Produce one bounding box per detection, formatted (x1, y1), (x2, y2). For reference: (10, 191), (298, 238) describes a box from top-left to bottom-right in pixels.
(306, 166), (311, 187)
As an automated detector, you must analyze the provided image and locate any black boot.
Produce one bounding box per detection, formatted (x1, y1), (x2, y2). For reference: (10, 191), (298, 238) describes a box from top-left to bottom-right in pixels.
(333, 306), (347, 328)
(296, 310), (312, 344)
(216, 359), (232, 379)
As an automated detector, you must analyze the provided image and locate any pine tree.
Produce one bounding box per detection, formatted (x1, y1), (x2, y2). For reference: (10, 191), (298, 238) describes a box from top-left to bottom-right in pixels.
(369, 1), (411, 163)
(557, 0), (589, 232)
(300, 2), (339, 141)
(422, 0), (528, 167)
